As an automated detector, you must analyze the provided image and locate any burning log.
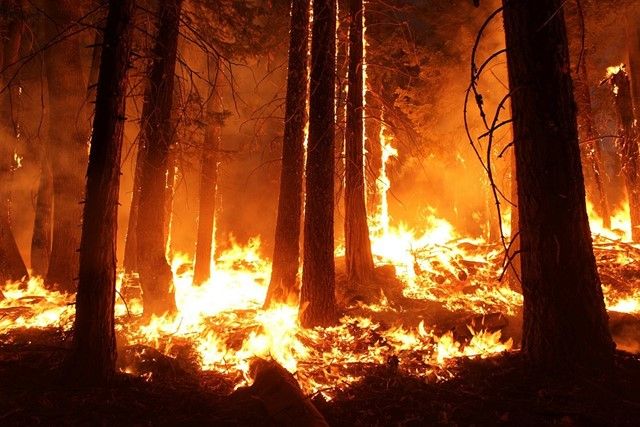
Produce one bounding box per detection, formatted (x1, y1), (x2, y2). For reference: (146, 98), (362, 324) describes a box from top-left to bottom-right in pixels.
(243, 358), (329, 427)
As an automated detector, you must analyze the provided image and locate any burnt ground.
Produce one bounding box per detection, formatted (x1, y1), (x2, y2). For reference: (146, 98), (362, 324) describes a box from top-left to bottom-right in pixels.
(1, 329), (640, 426)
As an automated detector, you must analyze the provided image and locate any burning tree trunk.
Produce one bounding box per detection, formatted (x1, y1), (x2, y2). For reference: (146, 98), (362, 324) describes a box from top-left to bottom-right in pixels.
(136, 0), (183, 317)
(193, 64), (222, 286)
(264, 0), (310, 307)
(70, 0), (134, 385)
(605, 67), (640, 241)
(0, 0), (28, 283)
(565, 1), (610, 228)
(502, 0), (614, 370)
(300, 0), (338, 327)
(30, 154), (53, 277)
(43, 0), (91, 292)
(344, 0), (374, 284)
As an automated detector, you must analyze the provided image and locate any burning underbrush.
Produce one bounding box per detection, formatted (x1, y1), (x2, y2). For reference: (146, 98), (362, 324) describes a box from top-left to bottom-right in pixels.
(1, 208), (639, 398)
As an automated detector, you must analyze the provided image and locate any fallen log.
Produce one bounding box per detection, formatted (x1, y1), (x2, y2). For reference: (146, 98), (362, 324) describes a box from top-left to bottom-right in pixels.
(247, 358), (329, 427)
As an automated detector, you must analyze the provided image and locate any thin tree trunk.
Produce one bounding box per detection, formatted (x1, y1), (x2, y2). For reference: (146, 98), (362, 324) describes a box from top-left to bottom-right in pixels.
(344, 0), (374, 284)
(123, 141), (143, 272)
(30, 152), (53, 277)
(627, 9), (640, 117)
(136, 0), (183, 317)
(502, 0), (614, 370)
(300, 0), (338, 327)
(70, 0), (134, 385)
(264, 0), (310, 307)
(606, 68), (640, 241)
(0, 0), (28, 283)
(193, 60), (222, 286)
(43, 0), (91, 292)
(565, 1), (610, 228)
(364, 94), (382, 213)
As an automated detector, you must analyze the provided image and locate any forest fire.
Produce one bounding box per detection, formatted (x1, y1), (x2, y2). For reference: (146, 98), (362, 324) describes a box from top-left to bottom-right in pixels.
(2, 0), (640, 425)
(1, 201), (639, 397)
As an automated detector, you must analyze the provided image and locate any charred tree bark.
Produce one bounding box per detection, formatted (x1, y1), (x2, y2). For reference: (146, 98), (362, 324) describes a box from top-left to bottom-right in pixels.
(0, 0), (28, 283)
(136, 0), (182, 317)
(300, 0), (338, 327)
(70, 0), (134, 385)
(502, 0), (614, 370)
(607, 68), (640, 241)
(344, 0), (374, 285)
(193, 65), (222, 286)
(264, 0), (310, 307)
(565, 1), (610, 228)
(30, 153), (53, 277)
(43, 0), (91, 292)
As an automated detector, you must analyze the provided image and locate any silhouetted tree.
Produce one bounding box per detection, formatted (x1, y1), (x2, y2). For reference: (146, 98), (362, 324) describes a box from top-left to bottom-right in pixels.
(300, 0), (338, 327)
(264, 0), (310, 307)
(136, 0), (183, 316)
(344, 0), (374, 284)
(70, 0), (134, 384)
(42, 0), (91, 292)
(193, 58), (223, 286)
(502, 0), (614, 369)
(0, 0), (28, 284)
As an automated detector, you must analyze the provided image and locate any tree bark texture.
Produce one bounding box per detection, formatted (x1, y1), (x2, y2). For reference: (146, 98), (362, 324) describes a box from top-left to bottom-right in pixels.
(344, 0), (374, 285)
(136, 0), (183, 317)
(300, 0), (338, 327)
(502, 0), (614, 370)
(264, 0), (310, 307)
(70, 0), (134, 385)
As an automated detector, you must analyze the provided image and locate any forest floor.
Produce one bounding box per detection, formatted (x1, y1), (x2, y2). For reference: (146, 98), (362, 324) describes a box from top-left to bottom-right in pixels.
(1, 328), (640, 426)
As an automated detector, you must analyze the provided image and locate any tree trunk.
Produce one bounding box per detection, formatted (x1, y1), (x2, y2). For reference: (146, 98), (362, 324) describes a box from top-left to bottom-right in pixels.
(136, 0), (182, 317)
(606, 68), (640, 241)
(70, 0), (134, 385)
(627, 9), (640, 117)
(123, 142), (144, 272)
(344, 0), (374, 285)
(30, 153), (53, 277)
(264, 0), (310, 307)
(502, 0), (614, 370)
(0, 0), (28, 283)
(43, 0), (91, 292)
(364, 94), (382, 213)
(300, 0), (338, 327)
(193, 61), (222, 286)
(565, 1), (610, 228)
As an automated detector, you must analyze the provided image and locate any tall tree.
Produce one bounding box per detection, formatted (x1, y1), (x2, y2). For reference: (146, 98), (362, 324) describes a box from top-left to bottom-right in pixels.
(30, 156), (52, 277)
(606, 68), (640, 241)
(136, 0), (182, 317)
(70, 0), (134, 384)
(300, 0), (338, 327)
(502, 0), (614, 369)
(565, 1), (610, 228)
(42, 0), (91, 292)
(193, 57), (222, 286)
(627, 7), (640, 116)
(0, 0), (28, 284)
(264, 0), (310, 307)
(344, 0), (374, 284)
